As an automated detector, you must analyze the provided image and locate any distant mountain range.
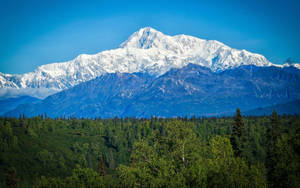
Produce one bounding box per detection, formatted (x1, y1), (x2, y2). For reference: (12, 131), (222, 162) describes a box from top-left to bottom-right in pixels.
(1, 27), (299, 99)
(0, 96), (40, 116)
(244, 99), (300, 116)
(5, 64), (300, 118)
(1, 27), (300, 117)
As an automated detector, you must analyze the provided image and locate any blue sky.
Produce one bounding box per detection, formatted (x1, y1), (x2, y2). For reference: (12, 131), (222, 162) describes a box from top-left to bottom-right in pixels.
(1, 0), (299, 74)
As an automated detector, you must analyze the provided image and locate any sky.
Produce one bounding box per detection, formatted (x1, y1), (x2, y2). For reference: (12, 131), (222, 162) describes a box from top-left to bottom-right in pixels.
(0, 0), (299, 74)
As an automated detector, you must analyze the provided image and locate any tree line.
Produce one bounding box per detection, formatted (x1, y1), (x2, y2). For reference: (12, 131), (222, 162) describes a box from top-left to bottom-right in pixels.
(0, 110), (299, 187)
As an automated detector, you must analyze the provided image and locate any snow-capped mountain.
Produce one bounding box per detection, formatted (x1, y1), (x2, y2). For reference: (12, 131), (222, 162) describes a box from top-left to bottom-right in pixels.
(6, 64), (300, 118)
(0, 27), (298, 98)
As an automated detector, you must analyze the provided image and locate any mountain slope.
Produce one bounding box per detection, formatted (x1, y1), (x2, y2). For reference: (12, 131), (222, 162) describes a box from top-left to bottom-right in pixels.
(5, 64), (300, 118)
(244, 99), (300, 116)
(2, 27), (295, 99)
(0, 96), (40, 115)
(125, 64), (300, 117)
(5, 73), (153, 118)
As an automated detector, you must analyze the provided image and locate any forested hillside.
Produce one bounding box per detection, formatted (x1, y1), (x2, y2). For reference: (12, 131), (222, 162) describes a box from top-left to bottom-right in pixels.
(0, 111), (299, 187)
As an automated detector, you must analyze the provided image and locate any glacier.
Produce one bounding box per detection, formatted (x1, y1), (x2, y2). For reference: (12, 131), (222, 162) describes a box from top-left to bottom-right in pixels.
(0, 27), (299, 99)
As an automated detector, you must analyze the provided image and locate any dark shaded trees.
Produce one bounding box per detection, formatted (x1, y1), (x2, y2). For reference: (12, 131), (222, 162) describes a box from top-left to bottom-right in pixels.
(266, 110), (300, 187)
(230, 108), (245, 157)
(98, 155), (106, 176)
(266, 110), (281, 187)
(4, 167), (18, 188)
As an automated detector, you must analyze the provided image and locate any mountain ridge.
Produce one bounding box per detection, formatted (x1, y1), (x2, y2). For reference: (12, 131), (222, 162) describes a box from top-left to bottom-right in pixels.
(5, 64), (300, 118)
(0, 95), (40, 115)
(244, 99), (300, 116)
(1, 27), (298, 99)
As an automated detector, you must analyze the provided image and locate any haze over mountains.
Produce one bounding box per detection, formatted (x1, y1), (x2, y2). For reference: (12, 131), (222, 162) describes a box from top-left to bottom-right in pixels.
(1, 27), (300, 117)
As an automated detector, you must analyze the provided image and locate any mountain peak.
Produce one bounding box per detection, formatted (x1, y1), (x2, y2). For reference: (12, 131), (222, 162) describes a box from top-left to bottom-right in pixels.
(138, 27), (160, 34)
(2, 27), (299, 100)
(120, 27), (165, 49)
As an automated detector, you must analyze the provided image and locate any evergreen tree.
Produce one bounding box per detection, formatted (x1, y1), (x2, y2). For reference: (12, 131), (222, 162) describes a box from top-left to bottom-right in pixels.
(266, 109), (281, 187)
(230, 108), (245, 157)
(271, 134), (300, 187)
(5, 167), (18, 188)
(98, 155), (106, 176)
(267, 109), (281, 150)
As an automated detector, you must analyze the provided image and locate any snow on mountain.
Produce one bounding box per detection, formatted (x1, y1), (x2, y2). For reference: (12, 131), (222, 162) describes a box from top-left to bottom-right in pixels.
(282, 63), (300, 69)
(0, 27), (298, 98)
(6, 64), (300, 118)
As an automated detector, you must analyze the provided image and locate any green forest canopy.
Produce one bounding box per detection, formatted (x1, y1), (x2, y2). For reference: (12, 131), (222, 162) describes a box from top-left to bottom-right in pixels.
(0, 111), (299, 187)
